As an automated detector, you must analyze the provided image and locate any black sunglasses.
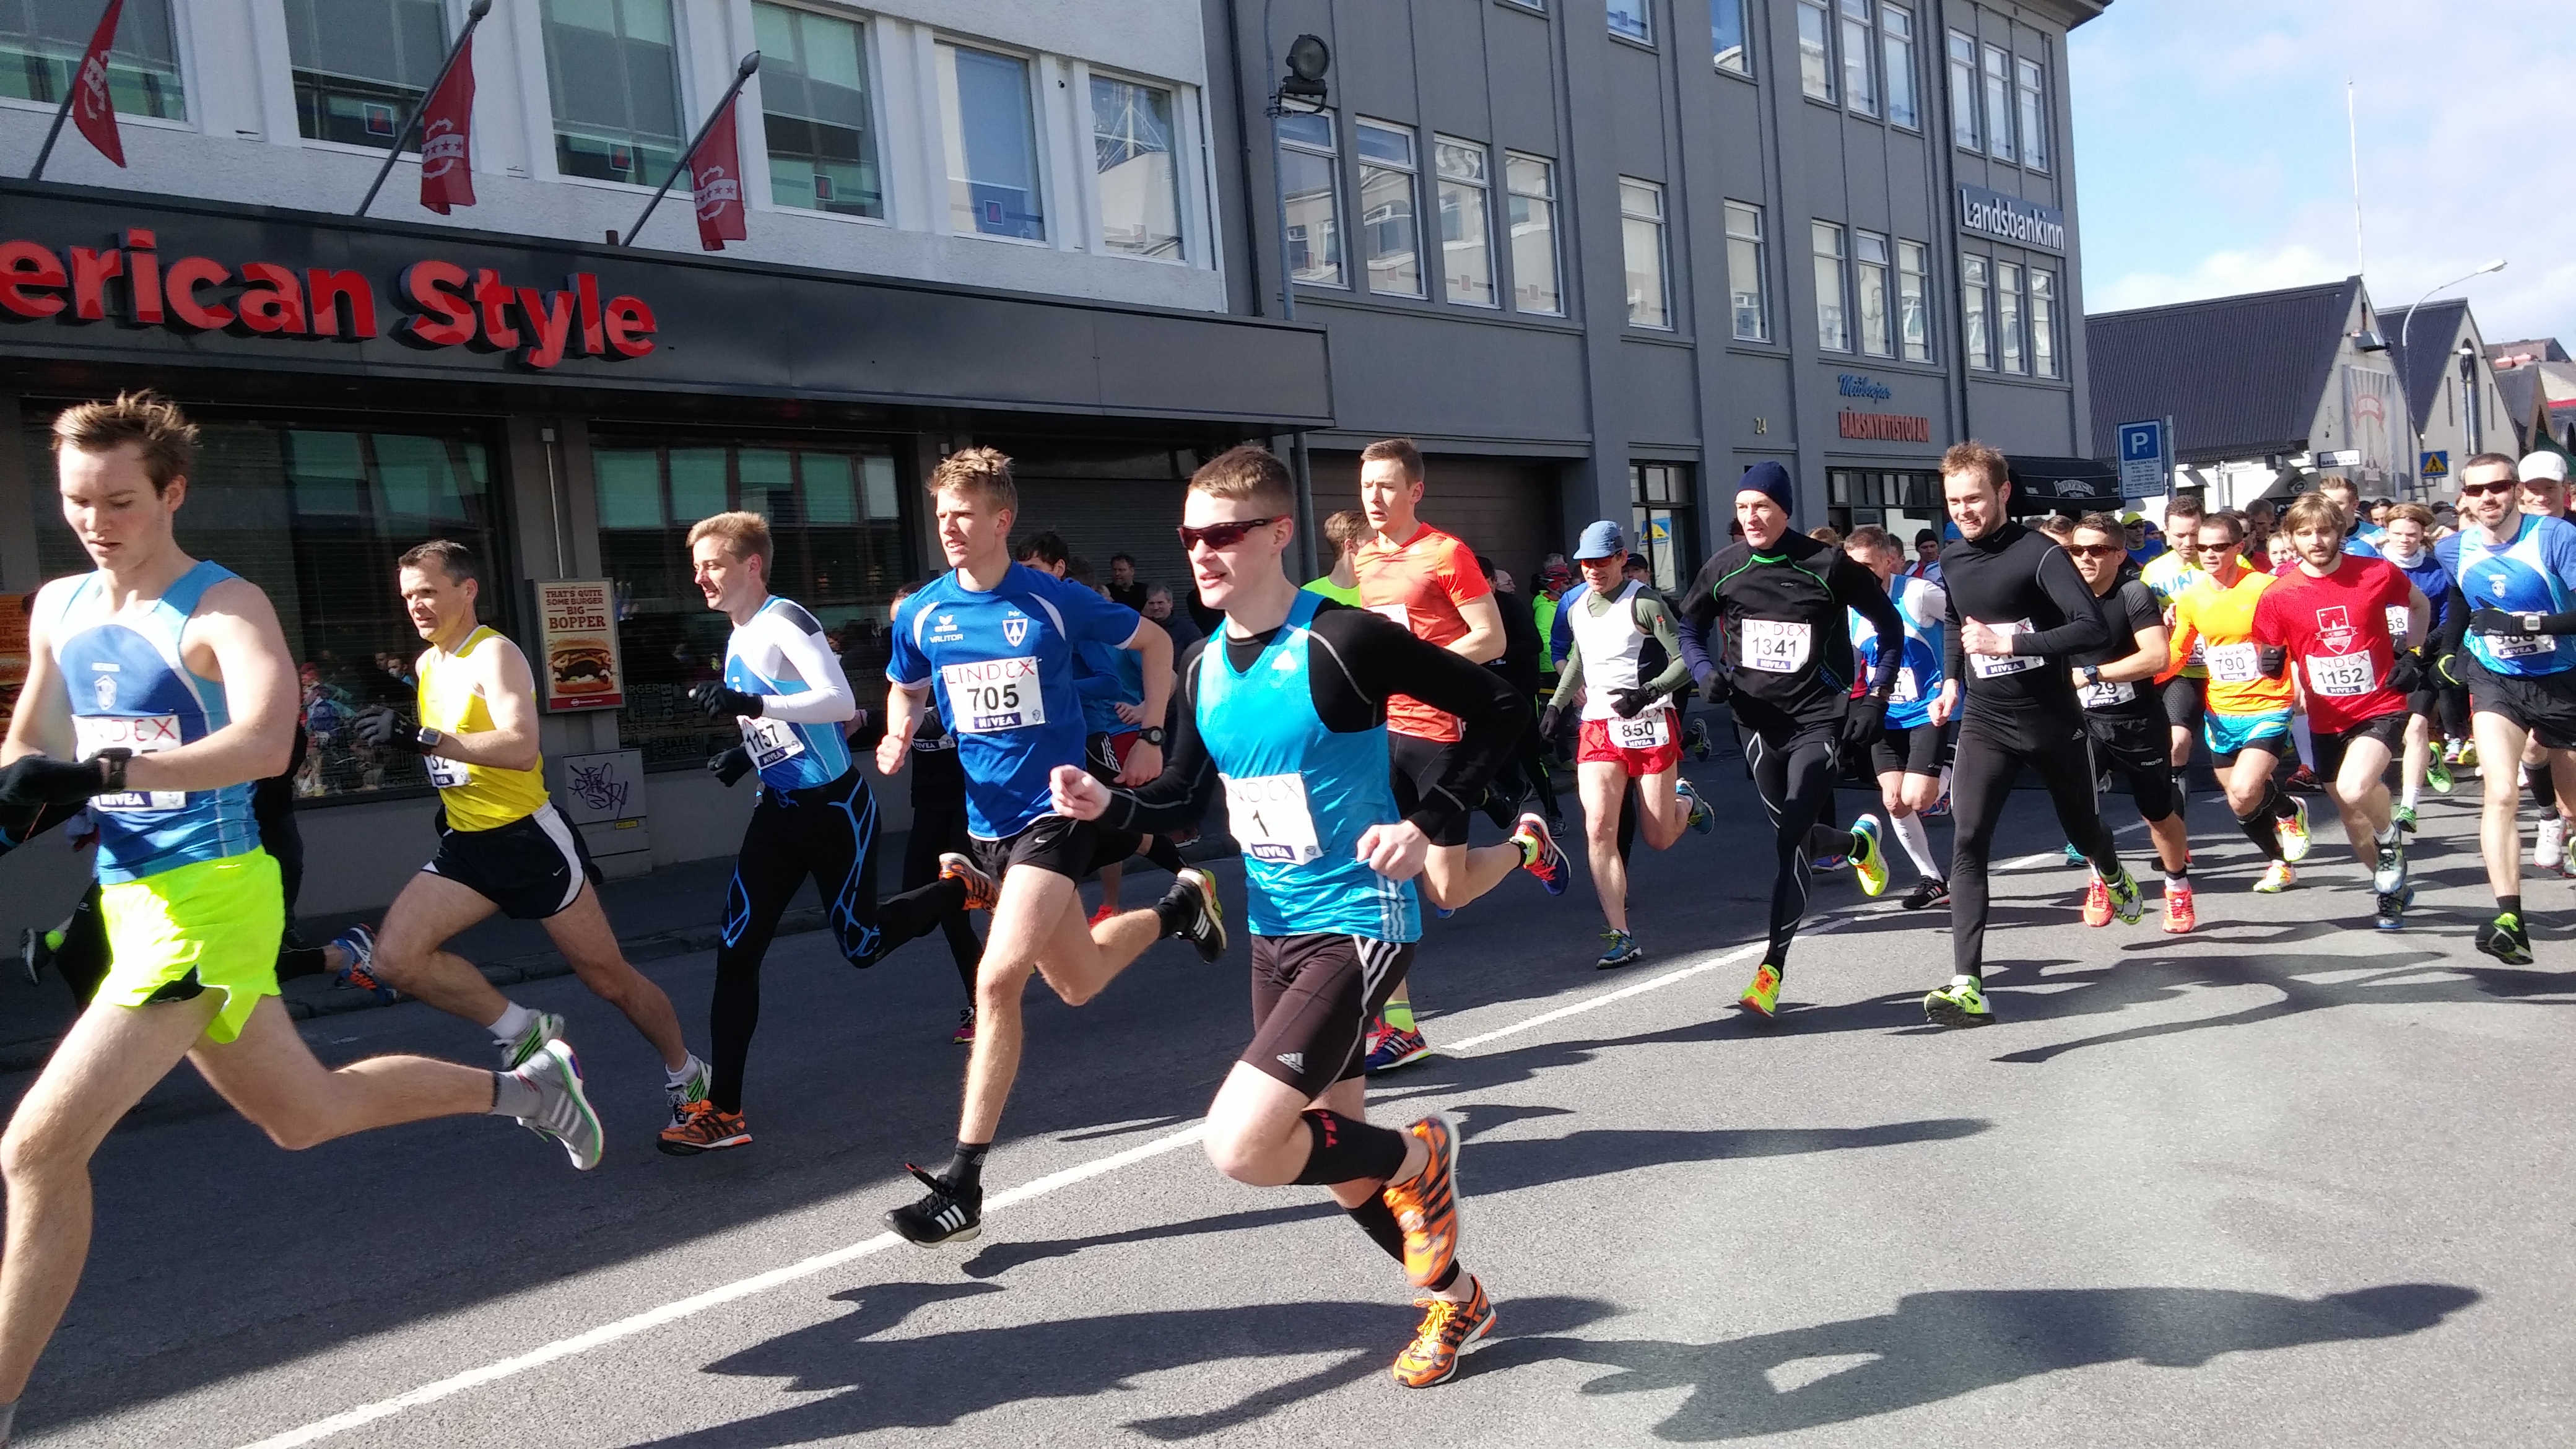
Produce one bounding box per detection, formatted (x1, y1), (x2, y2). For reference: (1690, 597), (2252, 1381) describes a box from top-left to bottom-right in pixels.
(1176, 516), (1282, 550)
(2456, 481), (2517, 498)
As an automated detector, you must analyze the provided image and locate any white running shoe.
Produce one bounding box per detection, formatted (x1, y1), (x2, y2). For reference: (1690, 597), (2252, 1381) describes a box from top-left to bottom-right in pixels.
(512, 1039), (605, 1171)
(496, 1009), (568, 1071)
(2539, 817), (2567, 873)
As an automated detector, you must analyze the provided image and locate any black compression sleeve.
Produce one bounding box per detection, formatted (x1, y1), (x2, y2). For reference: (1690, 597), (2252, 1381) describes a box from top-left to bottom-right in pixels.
(1675, 559), (1723, 681)
(2011, 546), (2114, 658)
(2434, 583), (2472, 661)
(1310, 609), (1521, 839)
(1834, 555), (1908, 695)
(1944, 585), (1967, 684)
(1099, 640), (1220, 834)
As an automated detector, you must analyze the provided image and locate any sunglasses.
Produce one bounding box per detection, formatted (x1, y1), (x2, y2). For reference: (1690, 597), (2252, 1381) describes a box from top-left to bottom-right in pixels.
(1175, 516), (1282, 550)
(2066, 544), (2123, 558)
(2457, 481), (2517, 498)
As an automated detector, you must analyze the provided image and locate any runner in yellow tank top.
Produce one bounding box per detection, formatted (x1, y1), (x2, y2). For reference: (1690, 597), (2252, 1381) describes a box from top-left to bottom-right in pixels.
(416, 624), (552, 831)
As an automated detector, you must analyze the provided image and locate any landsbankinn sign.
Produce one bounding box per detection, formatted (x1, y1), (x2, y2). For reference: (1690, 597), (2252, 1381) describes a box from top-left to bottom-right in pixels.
(1956, 184), (2066, 254)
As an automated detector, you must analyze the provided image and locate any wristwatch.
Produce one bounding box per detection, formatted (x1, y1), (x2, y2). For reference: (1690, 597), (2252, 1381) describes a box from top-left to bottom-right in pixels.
(2081, 666), (2103, 687)
(2523, 612), (2548, 635)
(1136, 725), (1168, 747)
(416, 725), (444, 752)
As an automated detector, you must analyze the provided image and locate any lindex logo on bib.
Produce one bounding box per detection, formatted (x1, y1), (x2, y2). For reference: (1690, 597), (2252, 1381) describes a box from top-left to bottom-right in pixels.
(942, 656), (1042, 732)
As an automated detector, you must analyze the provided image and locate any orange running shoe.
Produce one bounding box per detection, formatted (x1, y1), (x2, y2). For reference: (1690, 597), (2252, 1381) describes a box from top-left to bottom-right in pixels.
(939, 851), (999, 912)
(1391, 1276), (1495, 1388)
(1089, 902), (1115, 926)
(2081, 874), (2112, 927)
(1381, 1113), (1461, 1287)
(2162, 883), (2196, 934)
(1738, 963), (1782, 1019)
(657, 1099), (752, 1156)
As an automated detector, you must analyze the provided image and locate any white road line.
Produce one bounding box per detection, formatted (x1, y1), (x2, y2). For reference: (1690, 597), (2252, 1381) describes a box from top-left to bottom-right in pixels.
(1442, 919), (1848, 1055)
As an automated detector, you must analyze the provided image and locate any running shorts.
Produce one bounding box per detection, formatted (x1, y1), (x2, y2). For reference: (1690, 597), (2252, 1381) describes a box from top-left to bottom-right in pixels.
(1575, 705), (1682, 777)
(2312, 710), (2409, 783)
(1389, 731), (1471, 847)
(1871, 721), (1946, 778)
(968, 812), (1141, 884)
(2161, 674), (2207, 731)
(2463, 656), (2576, 751)
(96, 849), (285, 1045)
(2084, 711), (2177, 821)
(425, 802), (601, 921)
(1246, 931), (1416, 1099)
(1084, 729), (1141, 784)
(2203, 708), (2294, 762)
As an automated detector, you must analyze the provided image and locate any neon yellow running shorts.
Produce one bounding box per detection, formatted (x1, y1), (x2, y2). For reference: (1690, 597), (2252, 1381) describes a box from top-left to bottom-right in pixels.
(96, 850), (284, 1045)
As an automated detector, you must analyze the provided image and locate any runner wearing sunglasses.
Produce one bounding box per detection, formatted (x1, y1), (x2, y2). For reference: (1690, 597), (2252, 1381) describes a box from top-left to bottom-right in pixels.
(2065, 515), (2196, 933)
(2164, 510), (2312, 894)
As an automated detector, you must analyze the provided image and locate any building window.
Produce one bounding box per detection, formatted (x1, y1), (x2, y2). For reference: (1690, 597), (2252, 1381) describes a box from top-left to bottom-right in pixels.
(754, 2), (882, 219)
(1840, 0), (1876, 115)
(1725, 200), (1769, 342)
(1434, 137), (1496, 307)
(937, 43), (1045, 241)
(1798, 1), (1834, 101)
(1356, 120), (1423, 297)
(541, 0), (684, 187)
(1981, 43), (2014, 162)
(1621, 179), (1669, 329)
(1630, 463), (1699, 594)
(0, 0), (183, 121)
(2029, 267), (2058, 377)
(596, 438), (907, 767)
(1962, 254), (1991, 370)
(1855, 230), (1892, 357)
(1712, 0), (1751, 74)
(1278, 111), (1344, 287)
(1881, 4), (1917, 128)
(285, 0), (446, 150)
(1092, 75), (1183, 259)
(2015, 54), (2049, 171)
(1897, 238), (1930, 362)
(1505, 152), (1561, 315)
(1811, 221), (1849, 352)
(1609, 0), (1652, 45)
(1996, 259), (2025, 373)
(1946, 30), (1977, 150)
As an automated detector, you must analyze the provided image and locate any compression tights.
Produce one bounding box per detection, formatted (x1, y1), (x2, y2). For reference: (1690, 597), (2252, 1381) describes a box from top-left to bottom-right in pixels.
(1740, 724), (1863, 972)
(1948, 716), (2121, 983)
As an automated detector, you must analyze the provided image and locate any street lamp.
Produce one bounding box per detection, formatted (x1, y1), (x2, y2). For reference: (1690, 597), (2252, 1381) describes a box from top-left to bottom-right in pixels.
(1262, 9), (1331, 578)
(2398, 258), (2505, 497)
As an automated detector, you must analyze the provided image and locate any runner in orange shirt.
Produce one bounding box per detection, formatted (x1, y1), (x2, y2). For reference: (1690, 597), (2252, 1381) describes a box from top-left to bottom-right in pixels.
(1353, 438), (1568, 1070)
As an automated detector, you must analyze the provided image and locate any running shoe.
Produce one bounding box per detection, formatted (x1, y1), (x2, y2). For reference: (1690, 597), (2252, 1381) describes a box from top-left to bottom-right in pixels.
(2541, 818), (2569, 874)
(938, 851), (999, 913)
(952, 1006), (977, 1045)
(329, 923), (396, 1004)
(2104, 866), (2145, 925)
(1922, 783), (1951, 818)
(1392, 1276), (1495, 1389)
(1512, 812), (1570, 896)
(2455, 742), (2479, 768)
(1737, 962), (1782, 1019)
(1088, 902), (1116, 926)
(1479, 783), (1522, 832)
(1901, 876), (1951, 912)
(657, 1099), (752, 1156)
(886, 1164), (981, 1245)
(1676, 779), (1713, 836)
(1810, 853), (1848, 874)
(1160, 867), (1228, 962)
(2254, 859), (2297, 894)
(1381, 1113), (1461, 1287)
(1848, 816), (1889, 897)
(2285, 765), (2325, 794)
(664, 1054), (711, 1127)
(2081, 874), (2112, 928)
(1365, 1020), (1434, 1073)
(2276, 797), (2313, 863)
(510, 1039), (604, 1171)
(19, 925), (55, 987)
(2162, 883), (2196, 934)
(497, 1009), (569, 1072)
(2061, 842), (2087, 868)
(1684, 716), (1714, 761)
(1595, 929), (1643, 970)
(2393, 803), (2419, 835)
(2372, 832), (2407, 896)
(2426, 754), (2455, 795)
(1923, 975), (1992, 1027)
(2476, 912), (2533, 965)
(2374, 884), (2416, 932)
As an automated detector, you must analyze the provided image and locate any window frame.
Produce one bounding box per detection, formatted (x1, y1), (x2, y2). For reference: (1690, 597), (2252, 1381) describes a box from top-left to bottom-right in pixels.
(1608, 0), (1655, 46)
(1897, 238), (1931, 362)
(1354, 116), (1426, 299)
(2015, 53), (2050, 171)
(1629, 463), (1701, 594)
(2029, 266), (2058, 378)
(1087, 66), (1188, 263)
(1712, 0), (1752, 76)
(752, 0), (887, 223)
(1839, 0), (1877, 116)
(1854, 228), (1892, 358)
(284, 0), (448, 154)
(1995, 258), (2026, 374)
(537, 0), (689, 191)
(1981, 42), (2015, 162)
(934, 37), (1051, 245)
(1811, 220), (1850, 353)
(1724, 199), (1770, 343)
(1946, 30), (1978, 152)
(1619, 177), (1671, 331)
(1277, 108), (1347, 290)
(1504, 150), (1564, 316)
(1798, 0), (1835, 102)
(1881, 4), (1918, 129)
(0, 0), (189, 126)
(1962, 253), (1992, 370)
(1432, 133), (1499, 308)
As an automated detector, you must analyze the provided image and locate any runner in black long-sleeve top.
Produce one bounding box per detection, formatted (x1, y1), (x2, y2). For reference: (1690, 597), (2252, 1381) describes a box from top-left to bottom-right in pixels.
(1676, 461), (1906, 1020)
(1922, 442), (2142, 1026)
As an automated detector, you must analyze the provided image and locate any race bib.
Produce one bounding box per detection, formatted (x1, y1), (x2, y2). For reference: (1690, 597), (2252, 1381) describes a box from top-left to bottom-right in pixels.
(942, 656), (1046, 733)
(2081, 679), (2138, 708)
(424, 754), (469, 789)
(1368, 603), (1410, 632)
(2204, 643), (2262, 684)
(1741, 619), (1812, 674)
(1969, 620), (2040, 678)
(1610, 710), (1672, 750)
(740, 715), (806, 773)
(76, 714), (185, 812)
(2305, 653), (2376, 697)
(1224, 772), (1321, 864)
(2187, 639), (2206, 669)
(2490, 632), (2553, 661)
(1889, 666), (1920, 704)
(2383, 605), (2411, 643)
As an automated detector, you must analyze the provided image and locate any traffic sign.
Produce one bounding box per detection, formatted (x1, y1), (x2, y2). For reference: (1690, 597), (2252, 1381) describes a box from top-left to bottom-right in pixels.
(2117, 419), (2169, 501)
(2421, 450), (2450, 479)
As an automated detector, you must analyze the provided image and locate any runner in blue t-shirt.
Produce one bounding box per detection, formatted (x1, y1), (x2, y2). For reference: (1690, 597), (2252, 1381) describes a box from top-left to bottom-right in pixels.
(873, 448), (1219, 1247)
(1841, 526), (1952, 909)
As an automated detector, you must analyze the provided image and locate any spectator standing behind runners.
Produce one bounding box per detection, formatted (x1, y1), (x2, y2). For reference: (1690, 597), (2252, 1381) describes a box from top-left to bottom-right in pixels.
(0, 396), (603, 1443)
(2141, 493), (2209, 811)
(2162, 511), (2313, 895)
(1354, 438), (1569, 1072)
(2382, 504), (2463, 831)
(1921, 442), (2143, 1027)
(1060, 443), (1516, 1388)
(1840, 526), (1952, 908)
(1908, 530), (1946, 583)
(1305, 508), (1369, 606)
(1144, 583), (1202, 652)
(2253, 493), (2429, 930)
(353, 541), (709, 1144)
(1676, 461), (1901, 1021)
(876, 446), (1220, 1247)
(2065, 515), (2197, 933)
(1107, 552), (1149, 612)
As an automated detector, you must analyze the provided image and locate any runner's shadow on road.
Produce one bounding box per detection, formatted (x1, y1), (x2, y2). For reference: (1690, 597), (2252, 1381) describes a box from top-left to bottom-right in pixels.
(1447, 1116), (1990, 1195)
(1477, 1282), (2478, 1442)
(959, 1201), (1336, 1279)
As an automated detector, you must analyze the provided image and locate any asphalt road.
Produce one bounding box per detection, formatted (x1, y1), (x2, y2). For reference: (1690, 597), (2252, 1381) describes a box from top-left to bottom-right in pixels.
(6, 744), (2574, 1448)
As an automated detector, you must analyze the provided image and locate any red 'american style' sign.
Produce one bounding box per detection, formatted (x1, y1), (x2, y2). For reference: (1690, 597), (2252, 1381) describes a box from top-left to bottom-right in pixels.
(0, 227), (656, 370)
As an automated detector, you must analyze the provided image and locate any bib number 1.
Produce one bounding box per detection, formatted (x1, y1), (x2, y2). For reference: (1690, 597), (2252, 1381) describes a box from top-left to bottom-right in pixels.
(75, 715), (184, 812)
(1224, 772), (1323, 864)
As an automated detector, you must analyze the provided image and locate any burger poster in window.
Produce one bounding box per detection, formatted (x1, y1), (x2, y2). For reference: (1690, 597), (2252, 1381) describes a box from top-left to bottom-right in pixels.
(535, 580), (624, 711)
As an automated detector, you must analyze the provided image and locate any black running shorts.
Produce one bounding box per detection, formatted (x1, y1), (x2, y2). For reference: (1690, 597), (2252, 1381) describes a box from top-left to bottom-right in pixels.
(1388, 732), (1471, 847)
(2465, 657), (2576, 751)
(968, 813), (1141, 885)
(2084, 710), (2177, 821)
(2161, 674), (2207, 731)
(2312, 710), (2409, 784)
(424, 803), (601, 921)
(1245, 932), (1416, 1099)
(1870, 721), (1946, 778)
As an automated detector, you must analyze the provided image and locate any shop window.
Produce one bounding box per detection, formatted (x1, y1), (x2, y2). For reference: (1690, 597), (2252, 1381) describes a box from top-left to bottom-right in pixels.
(1725, 200), (1769, 342)
(1855, 229), (1892, 357)
(1357, 119), (1423, 298)
(1811, 220), (1849, 352)
(1897, 238), (1931, 362)
(1839, 0), (1875, 115)
(541, 0), (684, 187)
(1945, 30), (1977, 151)
(23, 413), (506, 802)
(938, 42), (1045, 241)
(1277, 111), (1345, 288)
(285, 0), (447, 150)
(1608, 0), (1651, 45)
(1621, 178), (1669, 329)
(1434, 136), (1496, 307)
(592, 439), (908, 767)
(1881, 5), (1917, 129)
(1505, 152), (1560, 315)
(754, 1), (882, 219)
(1712, 0), (1750, 76)
(1092, 74), (1182, 259)
(1629, 463), (1699, 594)
(0, 0), (185, 120)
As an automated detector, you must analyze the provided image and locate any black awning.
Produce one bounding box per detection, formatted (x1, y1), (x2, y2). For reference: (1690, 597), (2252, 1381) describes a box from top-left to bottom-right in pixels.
(2006, 455), (2121, 515)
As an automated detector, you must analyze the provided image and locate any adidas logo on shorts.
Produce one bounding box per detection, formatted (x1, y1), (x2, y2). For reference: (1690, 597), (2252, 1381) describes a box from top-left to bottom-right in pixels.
(1276, 1051), (1305, 1073)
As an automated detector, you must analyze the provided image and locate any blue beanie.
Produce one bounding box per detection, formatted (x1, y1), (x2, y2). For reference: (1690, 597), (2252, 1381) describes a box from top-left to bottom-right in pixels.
(1737, 460), (1795, 514)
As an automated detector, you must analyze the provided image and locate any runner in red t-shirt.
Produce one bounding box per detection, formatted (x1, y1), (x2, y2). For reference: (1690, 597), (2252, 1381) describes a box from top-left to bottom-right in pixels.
(2252, 492), (2433, 929)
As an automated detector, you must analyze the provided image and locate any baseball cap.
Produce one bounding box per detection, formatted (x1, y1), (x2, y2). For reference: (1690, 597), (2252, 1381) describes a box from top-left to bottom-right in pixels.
(2518, 451), (2570, 485)
(1573, 520), (1625, 559)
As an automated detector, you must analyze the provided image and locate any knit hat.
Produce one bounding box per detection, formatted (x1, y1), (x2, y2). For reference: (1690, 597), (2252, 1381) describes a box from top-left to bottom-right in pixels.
(1737, 460), (1795, 513)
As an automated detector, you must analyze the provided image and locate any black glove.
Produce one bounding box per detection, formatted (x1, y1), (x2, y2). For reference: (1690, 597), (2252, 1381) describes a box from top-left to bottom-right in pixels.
(1841, 694), (1887, 754)
(708, 747), (753, 787)
(0, 754), (115, 809)
(1538, 703), (1562, 739)
(2437, 652), (2462, 687)
(2470, 607), (2539, 637)
(354, 705), (424, 754)
(1610, 684), (1658, 719)
(2256, 645), (2289, 680)
(1696, 669), (1732, 706)
(2388, 650), (2425, 696)
(692, 682), (764, 721)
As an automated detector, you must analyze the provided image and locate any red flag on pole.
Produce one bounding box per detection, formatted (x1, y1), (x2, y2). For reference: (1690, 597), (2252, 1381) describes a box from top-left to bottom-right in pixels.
(68, 0), (128, 168)
(417, 32), (477, 214)
(689, 95), (748, 251)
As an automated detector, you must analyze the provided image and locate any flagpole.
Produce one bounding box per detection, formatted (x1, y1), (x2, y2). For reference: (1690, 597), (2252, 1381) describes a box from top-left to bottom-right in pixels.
(355, 0), (492, 217)
(617, 51), (759, 247)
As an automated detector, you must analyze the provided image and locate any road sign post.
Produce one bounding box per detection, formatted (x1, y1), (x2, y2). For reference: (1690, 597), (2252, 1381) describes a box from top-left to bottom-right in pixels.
(2117, 418), (2169, 502)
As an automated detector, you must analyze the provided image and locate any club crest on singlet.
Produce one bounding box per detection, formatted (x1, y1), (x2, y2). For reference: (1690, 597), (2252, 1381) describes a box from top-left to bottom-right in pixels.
(1002, 615), (1030, 648)
(2313, 605), (2356, 655)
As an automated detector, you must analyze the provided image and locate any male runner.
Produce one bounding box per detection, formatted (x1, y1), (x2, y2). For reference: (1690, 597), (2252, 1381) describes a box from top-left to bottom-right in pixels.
(1675, 461), (1899, 1020)
(1842, 525), (1952, 908)
(2065, 514), (2196, 932)
(877, 446), (1218, 1245)
(0, 394), (598, 1445)
(2381, 503), (2460, 831)
(1354, 438), (1566, 1071)
(1921, 442), (2142, 1027)
(1060, 443), (1515, 1388)
(2511, 452), (2576, 873)
(1304, 508), (1368, 606)
(1541, 521), (1708, 968)
(352, 542), (707, 1142)
(2253, 493), (2429, 929)
(2163, 511), (2313, 893)
(2141, 492), (2209, 805)
(2430, 452), (2576, 963)
(2313, 476), (2383, 559)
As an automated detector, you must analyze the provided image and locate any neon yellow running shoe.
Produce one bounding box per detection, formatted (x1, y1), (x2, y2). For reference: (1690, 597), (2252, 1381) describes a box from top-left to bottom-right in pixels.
(2276, 796), (2312, 863)
(2254, 859), (2296, 894)
(1738, 962), (1782, 1019)
(2426, 754), (2455, 795)
(1850, 816), (1889, 897)
(2105, 866), (2145, 925)
(1923, 975), (1992, 1027)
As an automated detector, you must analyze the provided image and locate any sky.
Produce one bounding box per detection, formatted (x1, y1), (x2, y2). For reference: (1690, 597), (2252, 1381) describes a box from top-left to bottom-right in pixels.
(2068, 0), (2575, 349)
